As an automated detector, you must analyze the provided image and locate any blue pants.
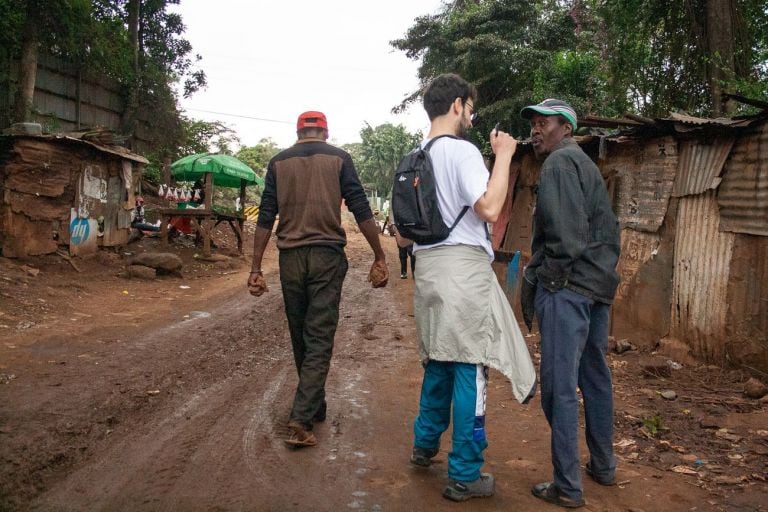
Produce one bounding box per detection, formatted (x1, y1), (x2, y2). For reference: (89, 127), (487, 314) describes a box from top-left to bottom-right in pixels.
(413, 361), (488, 481)
(535, 286), (616, 501)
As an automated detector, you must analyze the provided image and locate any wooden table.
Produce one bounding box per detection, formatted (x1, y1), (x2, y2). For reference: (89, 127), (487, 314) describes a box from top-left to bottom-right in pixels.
(159, 208), (245, 256)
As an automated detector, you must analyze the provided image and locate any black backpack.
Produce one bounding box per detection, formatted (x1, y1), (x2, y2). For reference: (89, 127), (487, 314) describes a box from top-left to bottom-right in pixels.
(391, 135), (469, 245)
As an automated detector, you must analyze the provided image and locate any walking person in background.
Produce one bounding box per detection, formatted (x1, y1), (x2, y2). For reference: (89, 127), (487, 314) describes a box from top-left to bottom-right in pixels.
(389, 214), (415, 279)
(519, 99), (621, 508)
(247, 111), (389, 448)
(398, 241), (415, 279)
(403, 73), (536, 502)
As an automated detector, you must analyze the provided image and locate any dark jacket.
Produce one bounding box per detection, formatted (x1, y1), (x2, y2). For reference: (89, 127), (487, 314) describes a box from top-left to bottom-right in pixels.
(525, 138), (620, 304)
(257, 138), (372, 250)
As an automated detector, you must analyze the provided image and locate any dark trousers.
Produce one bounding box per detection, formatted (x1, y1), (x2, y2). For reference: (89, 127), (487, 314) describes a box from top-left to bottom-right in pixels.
(279, 246), (348, 429)
(535, 285), (615, 501)
(399, 245), (415, 276)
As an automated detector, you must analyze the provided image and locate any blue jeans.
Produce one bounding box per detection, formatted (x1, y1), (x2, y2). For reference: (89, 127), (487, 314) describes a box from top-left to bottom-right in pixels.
(535, 286), (615, 500)
(413, 361), (488, 481)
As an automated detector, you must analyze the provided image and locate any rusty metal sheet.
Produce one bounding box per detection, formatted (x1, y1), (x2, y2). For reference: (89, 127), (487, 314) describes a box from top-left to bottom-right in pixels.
(601, 136), (678, 233)
(672, 137), (734, 196)
(500, 186), (535, 258)
(726, 235), (768, 373)
(668, 112), (758, 128)
(102, 176), (130, 247)
(718, 121), (768, 236)
(615, 229), (661, 301)
(8, 190), (69, 221)
(1, 213), (58, 257)
(671, 191), (735, 364)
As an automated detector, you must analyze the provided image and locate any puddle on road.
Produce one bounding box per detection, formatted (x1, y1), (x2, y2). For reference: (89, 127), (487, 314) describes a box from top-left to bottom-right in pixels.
(183, 311), (211, 320)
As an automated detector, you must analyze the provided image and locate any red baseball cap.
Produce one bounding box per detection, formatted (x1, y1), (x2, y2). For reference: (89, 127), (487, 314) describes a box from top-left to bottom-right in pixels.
(297, 111), (328, 130)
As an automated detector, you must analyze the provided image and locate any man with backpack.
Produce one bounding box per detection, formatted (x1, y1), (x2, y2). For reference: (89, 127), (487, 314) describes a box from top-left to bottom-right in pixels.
(397, 74), (536, 502)
(247, 111), (389, 448)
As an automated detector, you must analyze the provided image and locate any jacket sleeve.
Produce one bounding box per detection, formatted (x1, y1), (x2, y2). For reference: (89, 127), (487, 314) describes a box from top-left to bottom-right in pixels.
(534, 161), (589, 290)
(256, 161), (278, 230)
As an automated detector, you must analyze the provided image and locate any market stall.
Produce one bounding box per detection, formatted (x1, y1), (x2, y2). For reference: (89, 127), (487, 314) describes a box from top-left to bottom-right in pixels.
(161, 153), (264, 256)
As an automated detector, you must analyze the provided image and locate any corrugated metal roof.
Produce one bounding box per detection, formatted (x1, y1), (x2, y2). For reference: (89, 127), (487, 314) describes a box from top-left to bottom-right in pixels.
(672, 137), (734, 197)
(0, 134), (149, 164)
(668, 112), (759, 129)
(671, 190), (735, 363)
(718, 122), (768, 236)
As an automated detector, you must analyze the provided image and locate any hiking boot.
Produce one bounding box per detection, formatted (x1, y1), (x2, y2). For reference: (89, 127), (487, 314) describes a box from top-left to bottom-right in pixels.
(285, 421), (316, 448)
(531, 481), (585, 508)
(442, 473), (495, 502)
(410, 445), (439, 467)
(585, 461), (615, 486)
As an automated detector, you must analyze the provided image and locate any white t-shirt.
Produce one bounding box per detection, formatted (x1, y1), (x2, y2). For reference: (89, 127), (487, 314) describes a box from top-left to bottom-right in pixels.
(413, 136), (493, 260)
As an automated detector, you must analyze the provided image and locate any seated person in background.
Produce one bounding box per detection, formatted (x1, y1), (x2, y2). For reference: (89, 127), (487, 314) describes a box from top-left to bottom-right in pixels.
(131, 196), (160, 232)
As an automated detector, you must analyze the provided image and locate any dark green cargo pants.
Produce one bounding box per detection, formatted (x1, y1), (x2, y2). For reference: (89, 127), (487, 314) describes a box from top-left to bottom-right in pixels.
(279, 245), (348, 429)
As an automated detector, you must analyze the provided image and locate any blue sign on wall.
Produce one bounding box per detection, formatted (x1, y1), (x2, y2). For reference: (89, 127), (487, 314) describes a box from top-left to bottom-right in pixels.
(70, 218), (90, 245)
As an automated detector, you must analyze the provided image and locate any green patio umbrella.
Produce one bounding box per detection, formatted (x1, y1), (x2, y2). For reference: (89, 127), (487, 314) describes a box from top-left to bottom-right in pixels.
(170, 153), (264, 188)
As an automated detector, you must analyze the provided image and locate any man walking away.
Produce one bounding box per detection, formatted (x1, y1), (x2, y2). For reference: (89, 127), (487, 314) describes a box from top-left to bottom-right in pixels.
(404, 74), (536, 502)
(520, 99), (621, 508)
(247, 111), (389, 448)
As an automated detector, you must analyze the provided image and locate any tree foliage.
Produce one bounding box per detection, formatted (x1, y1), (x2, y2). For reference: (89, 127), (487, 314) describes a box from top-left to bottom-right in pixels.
(235, 139), (281, 177)
(352, 123), (422, 198)
(1, 0), (208, 151)
(392, 0), (768, 136)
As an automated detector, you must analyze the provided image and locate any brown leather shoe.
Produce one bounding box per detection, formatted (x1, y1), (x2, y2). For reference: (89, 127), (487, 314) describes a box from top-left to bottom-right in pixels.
(285, 421), (317, 448)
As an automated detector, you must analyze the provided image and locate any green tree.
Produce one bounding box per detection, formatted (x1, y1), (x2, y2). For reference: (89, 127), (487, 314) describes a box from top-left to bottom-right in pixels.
(393, 0), (768, 128)
(142, 117), (237, 183)
(235, 138), (281, 177)
(596, 0), (768, 116)
(354, 123), (421, 198)
(1, 0), (206, 145)
(391, 0), (601, 139)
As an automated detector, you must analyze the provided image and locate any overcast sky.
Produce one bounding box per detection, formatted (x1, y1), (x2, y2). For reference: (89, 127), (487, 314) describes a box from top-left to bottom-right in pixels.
(172, 0), (446, 149)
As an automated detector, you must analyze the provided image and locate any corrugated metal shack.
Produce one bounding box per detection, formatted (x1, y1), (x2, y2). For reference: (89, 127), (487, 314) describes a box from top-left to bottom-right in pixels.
(0, 133), (148, 258)
(496, 109), (768, 374)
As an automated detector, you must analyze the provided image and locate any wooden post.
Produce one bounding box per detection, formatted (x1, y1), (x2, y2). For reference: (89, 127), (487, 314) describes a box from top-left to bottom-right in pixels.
(202, 172), (214, 257)
(238, 178), (247, 253)
(204, 172), (213, 211)
(160, 213), (168, 246)
(239, 178), (247, 213)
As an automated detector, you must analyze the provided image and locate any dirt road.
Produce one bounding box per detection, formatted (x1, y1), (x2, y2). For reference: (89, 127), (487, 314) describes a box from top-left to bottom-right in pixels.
(1, 229), (765, 511)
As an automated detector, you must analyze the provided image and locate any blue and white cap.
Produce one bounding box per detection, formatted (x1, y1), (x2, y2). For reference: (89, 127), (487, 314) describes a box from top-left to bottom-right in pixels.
(520, 99), (578, 132)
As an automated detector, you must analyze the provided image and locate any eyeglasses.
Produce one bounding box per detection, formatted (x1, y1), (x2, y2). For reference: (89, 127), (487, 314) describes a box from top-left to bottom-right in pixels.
(464, 101), (478, 125)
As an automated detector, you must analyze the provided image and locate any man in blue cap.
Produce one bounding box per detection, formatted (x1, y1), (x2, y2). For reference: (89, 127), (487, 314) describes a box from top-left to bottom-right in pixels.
(520, 99), (621, 508)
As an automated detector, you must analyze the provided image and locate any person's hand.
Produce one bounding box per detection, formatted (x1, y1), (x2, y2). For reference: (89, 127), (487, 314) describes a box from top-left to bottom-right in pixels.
(368, 260), (389, 288)
(247, 271), (268, 296)
(490, 128), (517, 156)
(520, 275), (537, 333)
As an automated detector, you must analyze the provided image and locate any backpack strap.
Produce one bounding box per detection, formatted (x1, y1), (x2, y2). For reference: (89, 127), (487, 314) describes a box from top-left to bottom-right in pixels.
(423, 134), (458, 152)
(423, 134), (468, 232)
(449, 206), (470, 231)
